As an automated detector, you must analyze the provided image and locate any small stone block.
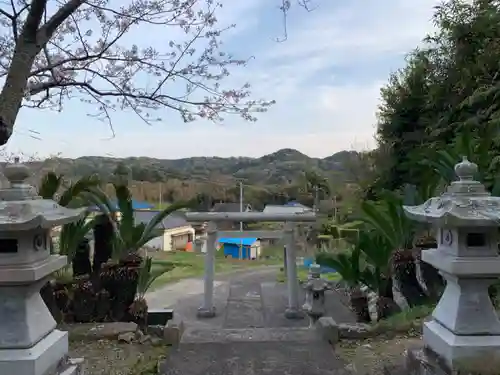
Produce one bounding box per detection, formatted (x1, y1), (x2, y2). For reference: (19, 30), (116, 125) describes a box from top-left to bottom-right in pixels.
(315, 317), (339, 344)
(53, 357), (85, 375)
(338, 323), (373, 340)
(163, 317), (185, 346)
(147, 325), (165, 338)
(197, 306), (216, 318)
(147, 308), (174, 326)
(68, 322), (138, 341)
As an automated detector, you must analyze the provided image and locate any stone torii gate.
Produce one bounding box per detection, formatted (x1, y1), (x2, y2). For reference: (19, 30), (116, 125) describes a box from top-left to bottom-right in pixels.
(185, 211), (317, 319)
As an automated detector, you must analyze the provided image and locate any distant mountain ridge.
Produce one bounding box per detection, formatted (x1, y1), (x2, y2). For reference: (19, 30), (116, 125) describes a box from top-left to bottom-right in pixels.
(20, 148), (358, 186)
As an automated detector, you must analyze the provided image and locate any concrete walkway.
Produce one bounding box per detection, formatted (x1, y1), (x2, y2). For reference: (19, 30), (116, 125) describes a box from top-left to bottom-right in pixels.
(152, 266), (355, 375)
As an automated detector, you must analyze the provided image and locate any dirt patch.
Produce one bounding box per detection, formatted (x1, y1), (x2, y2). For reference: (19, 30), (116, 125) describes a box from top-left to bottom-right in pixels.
(335, 334), (422, 375)
(69, 339), (167, 375)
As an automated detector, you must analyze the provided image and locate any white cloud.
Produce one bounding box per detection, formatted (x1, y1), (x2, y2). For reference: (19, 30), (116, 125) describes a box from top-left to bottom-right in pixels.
(4, 0), (441, 160)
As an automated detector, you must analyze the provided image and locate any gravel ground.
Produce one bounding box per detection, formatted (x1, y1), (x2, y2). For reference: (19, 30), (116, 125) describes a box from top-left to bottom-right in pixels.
(335, 334), (421, 375)
(69, 339), (168, 375)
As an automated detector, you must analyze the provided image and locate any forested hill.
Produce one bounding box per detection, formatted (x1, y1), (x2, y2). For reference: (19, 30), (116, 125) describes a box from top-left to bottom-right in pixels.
(23, 148), (358, 186)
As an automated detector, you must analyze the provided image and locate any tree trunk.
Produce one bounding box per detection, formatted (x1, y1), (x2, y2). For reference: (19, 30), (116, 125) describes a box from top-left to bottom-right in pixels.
(0, 42), (39, 145)
(93, 214), (114, 274)
(72, 238), (92, 277)
(415, 244), (444, 302)
(377, 277), (401, 320)
(392, 249), (428, 307)
(349, 286), (371, 323)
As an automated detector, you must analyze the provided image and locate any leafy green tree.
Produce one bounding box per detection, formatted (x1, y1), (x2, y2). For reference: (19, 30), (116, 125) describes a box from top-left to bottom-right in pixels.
(359, 194), (428, 307)
(374, 0), (500, 194)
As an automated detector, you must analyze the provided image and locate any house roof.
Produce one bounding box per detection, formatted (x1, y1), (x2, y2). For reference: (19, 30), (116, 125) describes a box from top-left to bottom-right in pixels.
(88, 199), (154, 212)
(211, 203), (249, 212)
(218, 237), (258, 246)
(134, 210), (189, 230)
(262, 204), (311, 214)
(284, 201), (311, 209)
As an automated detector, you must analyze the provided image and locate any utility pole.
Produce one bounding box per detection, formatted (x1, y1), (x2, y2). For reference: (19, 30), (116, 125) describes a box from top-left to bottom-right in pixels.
(313, 185), (319, 213)
(333, 195), (338, 222)
(159, 182), (163, 209)
(239, 181), (243, 260)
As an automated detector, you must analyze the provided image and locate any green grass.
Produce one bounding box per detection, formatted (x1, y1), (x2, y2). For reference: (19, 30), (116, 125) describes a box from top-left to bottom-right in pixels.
(148, 249), (282, 290)
(153, 202), (171, 210)
(54, 247), (284, 292)
(276, 267), (342, 283)
(372, 304), (435, 333)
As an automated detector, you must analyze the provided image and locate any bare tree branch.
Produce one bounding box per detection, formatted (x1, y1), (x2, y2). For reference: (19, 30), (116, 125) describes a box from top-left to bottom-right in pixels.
(0, 0), (274, 145)
(277, 0), (318, 42)
(37, 0), (85, 44)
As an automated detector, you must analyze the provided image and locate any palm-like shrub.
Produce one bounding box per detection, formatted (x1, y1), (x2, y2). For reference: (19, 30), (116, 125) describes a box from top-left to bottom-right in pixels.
(360, 195), (427, 307)
(316, 247), (370, 322)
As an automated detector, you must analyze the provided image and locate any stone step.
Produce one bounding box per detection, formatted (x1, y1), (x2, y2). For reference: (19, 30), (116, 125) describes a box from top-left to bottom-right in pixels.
(181, 326), (320, 344)
(158, 341), (349, 375)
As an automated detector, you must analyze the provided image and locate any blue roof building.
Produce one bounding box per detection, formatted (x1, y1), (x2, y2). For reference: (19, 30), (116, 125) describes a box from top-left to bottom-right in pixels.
(217, 237), (261, 260)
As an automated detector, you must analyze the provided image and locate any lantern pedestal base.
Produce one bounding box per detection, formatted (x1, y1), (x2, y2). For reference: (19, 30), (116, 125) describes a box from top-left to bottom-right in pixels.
(0, 329), (68, 375)
(423, 320), (500, 372)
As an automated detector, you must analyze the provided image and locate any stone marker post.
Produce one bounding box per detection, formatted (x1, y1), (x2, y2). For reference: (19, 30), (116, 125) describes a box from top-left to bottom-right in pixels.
(197, 221), (217, 318)
(284, 222), (303, 319)
(0, 158), (85, 375)
(403, 157), (500, 373)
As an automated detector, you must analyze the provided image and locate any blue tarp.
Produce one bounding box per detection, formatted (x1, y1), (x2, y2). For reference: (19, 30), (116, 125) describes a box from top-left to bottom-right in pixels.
(303, 257), (336, 274)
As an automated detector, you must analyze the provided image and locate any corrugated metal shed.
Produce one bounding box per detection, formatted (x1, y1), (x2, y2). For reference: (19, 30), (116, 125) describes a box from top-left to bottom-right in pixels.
(218, 237), (258, 259)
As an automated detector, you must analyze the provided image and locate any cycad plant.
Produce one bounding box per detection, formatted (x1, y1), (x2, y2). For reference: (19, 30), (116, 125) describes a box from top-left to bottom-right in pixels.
(110, 183), (191, 260)
(39, 172), (102, 208)
(360, 193), (428, 307)
(94, 182), (194, 321)
(39, 172), (102, 273)
(129, 256), (174, 330)
(316, 247), (371, 323)
(38, 172), (104, 322)
(356, 231), (401, 320)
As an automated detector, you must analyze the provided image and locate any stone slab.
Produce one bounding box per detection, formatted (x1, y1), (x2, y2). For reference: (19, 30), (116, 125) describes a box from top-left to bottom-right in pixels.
(424, 320), (500, 371)
(422, 250), (500, 276)
(260, 282), (308, 328)
(224, 300), (265, 328)
(0, 329), (68, 375)
(0, 256), (68, 284)
(159, 341), (350, 375)
(60, 322), (137, 341)
(181, 327), (321, 344)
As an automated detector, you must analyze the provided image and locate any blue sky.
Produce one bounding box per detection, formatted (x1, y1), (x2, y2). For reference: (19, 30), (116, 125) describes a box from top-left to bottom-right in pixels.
(5, 0), (440, 160)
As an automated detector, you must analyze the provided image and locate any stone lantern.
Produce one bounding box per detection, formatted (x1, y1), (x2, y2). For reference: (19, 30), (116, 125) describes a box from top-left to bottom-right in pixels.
(302, 263), (328, 325)
(0, 158), (85, 375)
(403, 156), (500, 372)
